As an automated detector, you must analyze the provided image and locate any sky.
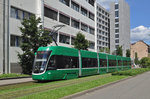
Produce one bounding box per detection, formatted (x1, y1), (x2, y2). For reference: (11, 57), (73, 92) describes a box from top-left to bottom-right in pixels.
(97, 0), (150, 44)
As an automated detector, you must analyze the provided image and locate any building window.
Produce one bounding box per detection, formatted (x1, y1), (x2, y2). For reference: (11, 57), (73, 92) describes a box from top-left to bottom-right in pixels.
(11, 7), (33, 20)
(102, 15), (104, 19)
(59, 0), (70, 6)
(71, 19), (79, 29)
(115, 34), (119, 38)
(115, 11), (119, 17)
(89, 12), (94, 21)
(59, 34), (70, 44)
(71, 1), (79, 12)
(102, 37), (105, 40)
(89, 42), (95, 49)
(99, 13), (101, 17)
(115, 4), (119, 9)
(115, 39), (119, 43)
(71, 37), (75, 45)
(102, 42), (105, 46)
(116, 45), (119, 48)
(115, 24), (119, 28)
(115, 18), (119, 22)
(44, 7), (58, 20)
(11, 7), (17, 18)
(24, 12), (30, 19)
(102, 10), (104, 14)
(81, 7), (87, 16)
(89, 27), (95, 35)
(99, 24), (101, 28)
(17, 10), (23, 19)
(81, 23), (88, 32)
(11, 35), (21, 47)
(115, 29), (119, 33)
(59, 13), (70, 25)
(88, 0), (94, 6)
(99, 19), (101, 23)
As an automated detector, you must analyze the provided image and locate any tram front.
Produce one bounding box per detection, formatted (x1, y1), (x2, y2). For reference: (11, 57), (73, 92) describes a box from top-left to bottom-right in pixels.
(32, 50), (51, 80)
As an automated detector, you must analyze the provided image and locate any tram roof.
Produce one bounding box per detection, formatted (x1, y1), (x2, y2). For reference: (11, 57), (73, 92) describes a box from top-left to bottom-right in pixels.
(37, 46), (131, 61)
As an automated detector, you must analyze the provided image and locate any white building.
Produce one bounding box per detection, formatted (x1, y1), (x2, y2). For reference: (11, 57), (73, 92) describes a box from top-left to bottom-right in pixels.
(96, 3), (110, 52)
(0, 0), (96, 74)
(110, 0), (130, 56)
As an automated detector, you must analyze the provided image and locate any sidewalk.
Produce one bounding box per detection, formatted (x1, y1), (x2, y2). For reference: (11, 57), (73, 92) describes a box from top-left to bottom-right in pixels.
(0, 77), (33, 86)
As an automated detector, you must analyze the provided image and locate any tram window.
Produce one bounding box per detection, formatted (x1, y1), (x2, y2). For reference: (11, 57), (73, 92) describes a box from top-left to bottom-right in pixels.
(56, 55), (79, 69)
(128, 61), (131, 65)
(47, 55), (56, 70)
(82, 58), (98, 68)
(123, 61), (128, 66)
(109, 60), (117, 67)
(71, 57), (79, 68)
(100, 59), (107, 67)
(118, 60), (122, 66)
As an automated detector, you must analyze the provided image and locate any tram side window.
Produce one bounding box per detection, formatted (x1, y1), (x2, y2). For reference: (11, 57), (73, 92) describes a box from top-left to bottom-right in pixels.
(82, 58), (98, 68)
(100, 59), (107, 67)
(109, 60), (117, 67)
(123, 61), (128, 66)
(56, 55), (79, 69)
(118, 60), (122, 66)
(128, 61), (131, 65)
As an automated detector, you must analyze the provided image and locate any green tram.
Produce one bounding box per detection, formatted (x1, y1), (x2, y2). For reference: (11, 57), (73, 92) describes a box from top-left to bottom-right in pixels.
(32, 46), (131, 80)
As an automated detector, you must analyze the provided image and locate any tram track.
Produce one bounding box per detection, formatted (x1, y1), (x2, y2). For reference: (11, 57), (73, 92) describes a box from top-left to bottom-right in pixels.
(0, 74), (111, 99)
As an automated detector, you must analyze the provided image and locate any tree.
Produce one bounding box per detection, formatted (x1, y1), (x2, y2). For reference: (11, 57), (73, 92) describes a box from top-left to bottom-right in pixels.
(126, 49), (130, 57)
(105, 47), (110, 54)
(134, 52), (139, 65)
(99, 47), (110, 54)
(116, 46), (123, 56)
(140, 57), (150, 68)
(18, 16), (52, 74)
(99, 48), (104, 53)
(74, 32), (89, 50)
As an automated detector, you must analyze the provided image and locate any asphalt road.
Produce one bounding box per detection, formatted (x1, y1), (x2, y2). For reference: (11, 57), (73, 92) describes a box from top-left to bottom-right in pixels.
(73, 71), (150, 99)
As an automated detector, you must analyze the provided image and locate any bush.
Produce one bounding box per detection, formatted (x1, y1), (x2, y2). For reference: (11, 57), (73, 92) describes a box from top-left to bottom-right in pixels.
(140, 57), (150, 68)
(112, 68), (150, 76)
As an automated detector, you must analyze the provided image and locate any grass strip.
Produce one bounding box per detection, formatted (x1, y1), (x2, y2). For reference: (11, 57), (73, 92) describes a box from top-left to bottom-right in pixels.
(112, 68), (150, 76)
(17, 75), (128, 99)
(0, 74), (110, 94)
(0, 73), (30, 79)
(0, 74), (111, 98)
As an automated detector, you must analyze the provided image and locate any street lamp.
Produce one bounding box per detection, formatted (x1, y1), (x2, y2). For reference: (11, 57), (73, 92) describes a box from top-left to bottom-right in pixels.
(49, 25), (65, 46)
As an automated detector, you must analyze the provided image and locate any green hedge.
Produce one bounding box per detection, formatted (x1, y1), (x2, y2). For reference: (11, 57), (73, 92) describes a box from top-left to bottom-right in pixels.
(112, 68), (150, 76)
(0, 73), (30, 79)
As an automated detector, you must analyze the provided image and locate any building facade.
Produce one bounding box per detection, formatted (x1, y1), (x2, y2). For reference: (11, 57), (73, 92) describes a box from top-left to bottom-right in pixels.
(110, 0), (130, 56)
(0, 0), (96, 74)
(96, 3), (110, 52)
(0, 0), (131, 74)
(131, 41), (150, 60)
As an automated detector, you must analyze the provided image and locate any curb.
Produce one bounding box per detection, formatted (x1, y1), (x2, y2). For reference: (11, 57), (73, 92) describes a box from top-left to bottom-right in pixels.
(0, 76), (32, 80)
(61, 76), (132, 99)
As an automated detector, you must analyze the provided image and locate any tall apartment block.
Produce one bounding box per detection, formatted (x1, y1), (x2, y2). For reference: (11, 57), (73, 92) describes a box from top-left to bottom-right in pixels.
(0, 0), (96, 74)
(96, 3), (110, 52)
(110, 0), (130, 56)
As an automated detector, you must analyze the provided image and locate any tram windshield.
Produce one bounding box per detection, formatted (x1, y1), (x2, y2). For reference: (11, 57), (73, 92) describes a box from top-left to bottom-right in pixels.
(33, 51), (51, 73)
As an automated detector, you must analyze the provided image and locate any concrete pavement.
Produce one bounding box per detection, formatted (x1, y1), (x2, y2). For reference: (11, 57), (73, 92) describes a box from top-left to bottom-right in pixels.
(0, 77), (33, 86)
(72, 71), (150, 99)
